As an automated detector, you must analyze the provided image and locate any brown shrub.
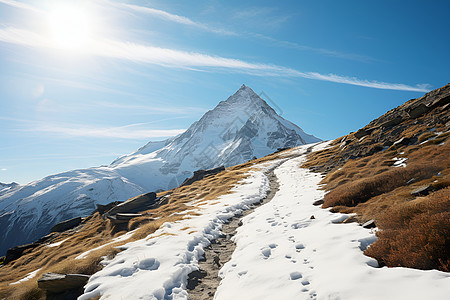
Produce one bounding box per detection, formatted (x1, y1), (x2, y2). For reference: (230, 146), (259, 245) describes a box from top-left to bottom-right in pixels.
(323, 163), (441, 207)
(365, 188), (450, 271)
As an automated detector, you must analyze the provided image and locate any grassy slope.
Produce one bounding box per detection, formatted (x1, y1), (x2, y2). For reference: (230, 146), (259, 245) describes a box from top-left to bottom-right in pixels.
(303, 84), (450, 272)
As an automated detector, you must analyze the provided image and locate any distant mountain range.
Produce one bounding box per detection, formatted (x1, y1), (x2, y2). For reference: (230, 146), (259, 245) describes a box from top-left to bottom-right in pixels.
(0, 85), (320, 255)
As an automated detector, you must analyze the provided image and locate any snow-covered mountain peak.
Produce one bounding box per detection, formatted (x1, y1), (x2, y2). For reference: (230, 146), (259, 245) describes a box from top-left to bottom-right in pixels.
(0, 85), (320, 255)
(214, 84), (273, 114)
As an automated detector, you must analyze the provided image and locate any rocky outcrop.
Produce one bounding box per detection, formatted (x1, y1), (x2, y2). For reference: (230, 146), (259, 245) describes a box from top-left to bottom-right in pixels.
(105, 192), (157, 217)
(96, 201), (123, 215)
(4, 243), (40, 264)
(308, 83), (450, 174)
(38, 273), (90, 299)
(51, 217), (82, 233)
(180, 166), (225, 187)
(107, 213), (143, 225)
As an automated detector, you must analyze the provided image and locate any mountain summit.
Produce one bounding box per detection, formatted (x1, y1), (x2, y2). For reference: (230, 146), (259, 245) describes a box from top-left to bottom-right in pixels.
(0, 85), (320, 254)
(112, 84), (319, 183)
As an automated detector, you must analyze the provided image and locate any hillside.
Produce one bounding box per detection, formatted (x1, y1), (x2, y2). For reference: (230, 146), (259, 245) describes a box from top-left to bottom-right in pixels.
(304, 83), (449, 271)
(0, 85), (448, 299)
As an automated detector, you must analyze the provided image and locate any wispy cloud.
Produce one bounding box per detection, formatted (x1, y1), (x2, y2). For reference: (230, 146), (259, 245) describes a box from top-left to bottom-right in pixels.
(117, 2), (236, 35)
(0, 168), (7, 171)
(29, 123), (186, 139)
(118, 2), (375, 63)
(0, 26), (430, 92)
(250, 34), (378, 63)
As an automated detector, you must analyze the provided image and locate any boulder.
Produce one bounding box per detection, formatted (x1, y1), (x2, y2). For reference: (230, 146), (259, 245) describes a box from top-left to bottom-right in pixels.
(276, 147), (289, 152)
(96, 201), (123, 215)
(35, 232), (59, 244)
(407, 103), (430, 118)
(180, 166), (225, 187)
(380, 116), (404, 129)
(107, 213), (143, 225)
(105, 192), (157, 217)
(430, 95), (450, 109)
(38, 273), (89, 294)
(51, 217), (82, 233)
(354, 128), (370, 139)
(411, 185), (433, 197)
(5, 243), (40, 264)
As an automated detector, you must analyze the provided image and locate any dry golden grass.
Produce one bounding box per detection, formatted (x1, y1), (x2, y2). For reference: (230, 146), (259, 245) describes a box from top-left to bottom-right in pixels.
(0, 147), (291, 298)
(323, 162), (441, 208)
(365, 188), (450, 271)
(303, 106), (450, 272)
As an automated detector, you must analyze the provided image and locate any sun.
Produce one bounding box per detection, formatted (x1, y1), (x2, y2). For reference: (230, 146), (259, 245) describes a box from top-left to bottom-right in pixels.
(47, 4), (92, 51)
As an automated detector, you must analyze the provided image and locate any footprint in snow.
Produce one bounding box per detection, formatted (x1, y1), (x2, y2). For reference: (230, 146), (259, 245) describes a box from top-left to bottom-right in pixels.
(268, 243), (277, 249)
(261, 248), (271, 259)
(290, 272), (302, 280)
(301, 280), (310, 286)
(137, 258), (160, 271)
(295, 243), (305, 251)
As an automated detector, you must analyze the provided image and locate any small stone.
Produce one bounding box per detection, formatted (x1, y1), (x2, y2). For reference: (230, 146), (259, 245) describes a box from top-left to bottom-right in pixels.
(362, 219), (376, 229)
(310, 215), (315, 220)
(411, 185), (433, 196)
(312, 199), (324, 206)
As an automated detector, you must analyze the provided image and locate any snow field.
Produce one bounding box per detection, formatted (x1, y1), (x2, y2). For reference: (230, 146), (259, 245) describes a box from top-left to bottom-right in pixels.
(79, 161), (278, 300)
(214, 152), (450, 300)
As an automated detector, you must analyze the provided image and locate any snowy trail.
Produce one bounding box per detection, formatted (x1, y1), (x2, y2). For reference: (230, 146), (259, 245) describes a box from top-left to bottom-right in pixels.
(215, 147), (450, 300)
(187, 161), (282, 299)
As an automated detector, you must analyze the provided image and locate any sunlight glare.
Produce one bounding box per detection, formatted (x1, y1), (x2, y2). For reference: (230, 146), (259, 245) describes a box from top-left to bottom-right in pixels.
(48, 5), (92, 51)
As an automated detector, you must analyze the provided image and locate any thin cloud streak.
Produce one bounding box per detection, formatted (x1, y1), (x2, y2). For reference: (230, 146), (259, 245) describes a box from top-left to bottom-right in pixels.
(117, 3), (236, 36)
(28, 124), (186, 139)
(250, 33), (378, 63)
(0, 26), (430, 92)
(117, 2), (376, 63)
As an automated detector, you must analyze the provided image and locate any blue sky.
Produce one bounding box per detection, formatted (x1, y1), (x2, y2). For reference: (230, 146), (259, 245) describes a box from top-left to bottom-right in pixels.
(0, 0), (449, 184)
